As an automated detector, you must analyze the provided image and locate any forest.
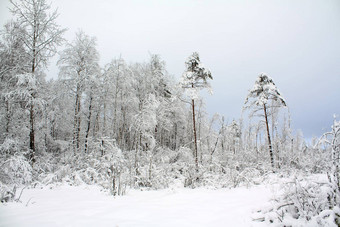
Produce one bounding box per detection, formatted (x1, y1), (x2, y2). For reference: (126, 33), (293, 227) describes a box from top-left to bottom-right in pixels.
(1, 0), (339, 226)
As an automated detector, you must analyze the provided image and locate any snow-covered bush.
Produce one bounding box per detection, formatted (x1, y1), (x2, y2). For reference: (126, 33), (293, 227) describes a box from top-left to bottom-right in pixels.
(0, 183), (16, 203)
(167, 147), (197, 188)
(133, 147), (172, 190)
(278, 177), (333, 221)
(0, 138), (32, 202)
(1, 152), (32, 185)
(256, 175), (340, 226)
(37, 138), (129, 196)
(0, 138), (32, 185)
(253, 119), (340, 226)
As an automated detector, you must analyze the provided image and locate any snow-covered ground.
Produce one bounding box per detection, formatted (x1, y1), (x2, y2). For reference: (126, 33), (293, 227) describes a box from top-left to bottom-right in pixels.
(0, 184), (273, 227)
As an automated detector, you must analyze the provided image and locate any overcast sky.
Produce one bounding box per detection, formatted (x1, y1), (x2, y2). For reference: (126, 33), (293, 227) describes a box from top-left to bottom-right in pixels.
(1, 0), (340, 139)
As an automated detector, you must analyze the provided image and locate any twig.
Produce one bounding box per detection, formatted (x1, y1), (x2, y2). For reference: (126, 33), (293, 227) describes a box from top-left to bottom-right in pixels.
(15, 186), (27, 202)
(252, 217), (265, 222)
(276, 202), (294, 210)
(25, 197), (34, 207)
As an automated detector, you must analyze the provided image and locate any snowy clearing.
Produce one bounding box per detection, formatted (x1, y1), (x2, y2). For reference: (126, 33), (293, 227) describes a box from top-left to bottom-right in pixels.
(0, 185), (273, 227)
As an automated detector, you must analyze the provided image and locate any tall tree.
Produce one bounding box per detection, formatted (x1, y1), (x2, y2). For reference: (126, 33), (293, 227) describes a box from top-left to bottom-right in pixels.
(0, 21), (29, 142)
(58, 31), (100, 153)
(10, 0), (65, 163)
(180, 52), (213, 169)
(244, 73), (286, 169)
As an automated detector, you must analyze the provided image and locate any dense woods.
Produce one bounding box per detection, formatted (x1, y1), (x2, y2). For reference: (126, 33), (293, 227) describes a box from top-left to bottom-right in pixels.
(1, 0), (339, 225)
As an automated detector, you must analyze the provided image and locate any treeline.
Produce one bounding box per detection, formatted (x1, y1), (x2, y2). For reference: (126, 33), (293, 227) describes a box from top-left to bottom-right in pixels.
(2, 1), (340, 225)
(0, 0), (334, 194)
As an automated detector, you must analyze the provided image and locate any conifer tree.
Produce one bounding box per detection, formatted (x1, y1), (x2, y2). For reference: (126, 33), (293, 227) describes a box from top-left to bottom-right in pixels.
(180, 52), (213, 169)
(244, 73), (286, 169)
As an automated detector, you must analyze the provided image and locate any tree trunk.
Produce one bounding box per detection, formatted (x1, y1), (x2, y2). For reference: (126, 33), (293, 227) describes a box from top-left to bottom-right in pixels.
(103, 92), (107, 136)
(192, 98), (198, 170)
(29, 23), (37, 165)
(134, 132), (140, 186)
(29, 70), (36, 163)
(112, 66), (119, 139)
(264, 104), (274, 169)
(5, 100), (10, 136)
(29, 103), (35, 163)
(174, 122), (177, 150)
(84, 93), (93, 153)
(92, 105), (100, 138)
(198, 106), (202, 164)
(73, 84), (81, 153)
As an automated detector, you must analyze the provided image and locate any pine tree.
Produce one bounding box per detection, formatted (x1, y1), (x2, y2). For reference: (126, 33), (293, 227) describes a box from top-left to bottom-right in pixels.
(180, 52), (213, 169)
(244, 73), (286, 169)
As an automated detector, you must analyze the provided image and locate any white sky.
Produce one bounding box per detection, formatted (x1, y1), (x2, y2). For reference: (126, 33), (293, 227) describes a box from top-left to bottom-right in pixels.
(1, 0), (340, 139)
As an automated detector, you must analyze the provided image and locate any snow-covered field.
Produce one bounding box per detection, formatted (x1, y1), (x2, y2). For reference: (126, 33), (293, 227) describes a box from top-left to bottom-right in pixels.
(0, 184), (273, 227)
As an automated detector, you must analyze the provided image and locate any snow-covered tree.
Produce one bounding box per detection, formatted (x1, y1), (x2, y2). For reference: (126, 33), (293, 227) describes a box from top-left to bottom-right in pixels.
(0, 21), (29, 142)
(318, 117), (340, 206)
(244, 73), (286, 169)
(58, 31), (99, 153)
(10, 0), (65, 162)
(229, 120), (241, 154)
(180, 52), (212, 169)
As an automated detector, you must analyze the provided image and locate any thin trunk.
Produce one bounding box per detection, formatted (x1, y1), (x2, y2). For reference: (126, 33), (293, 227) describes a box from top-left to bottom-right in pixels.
(93, 106), (100, 138)
(198, 107), (202, 164)
(113, 65), (119, 139)
(264, 104), (274, 169)
(29, 76), (35, 163)
(271, 106), (277, 167)
(233, 138), (236, 154)
(174, 122), (177, 150)
(76, 91), (81, 150)
(134, 132), (140, 186)
(73, 95), (78, 150)
(73, 84), (81, 153)
(112, 96), (118, 141)
(192, 98), (198, 170)
(332, 125), (340, 196)
(5, 100), (10, 135)
(84, 93), (93, 153)
(29, 103), (35, 162)
(255, 128), (259, 160)
(154, 125), (158, 146)
(112, 91), (118, 139)
(101, 139), (104, 156)
(103, 93), (107, 136)
(44, 107), (48, 151)
(221, 125), (225, 154)
(51, 119), (55, 139)
(148, 154), (152, 181)
(29, 22), (37, 164)
(117, 90), (124, 147)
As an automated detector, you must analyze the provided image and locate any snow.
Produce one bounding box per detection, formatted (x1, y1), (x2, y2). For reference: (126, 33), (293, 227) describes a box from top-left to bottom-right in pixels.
(0, 185), (273, 227)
